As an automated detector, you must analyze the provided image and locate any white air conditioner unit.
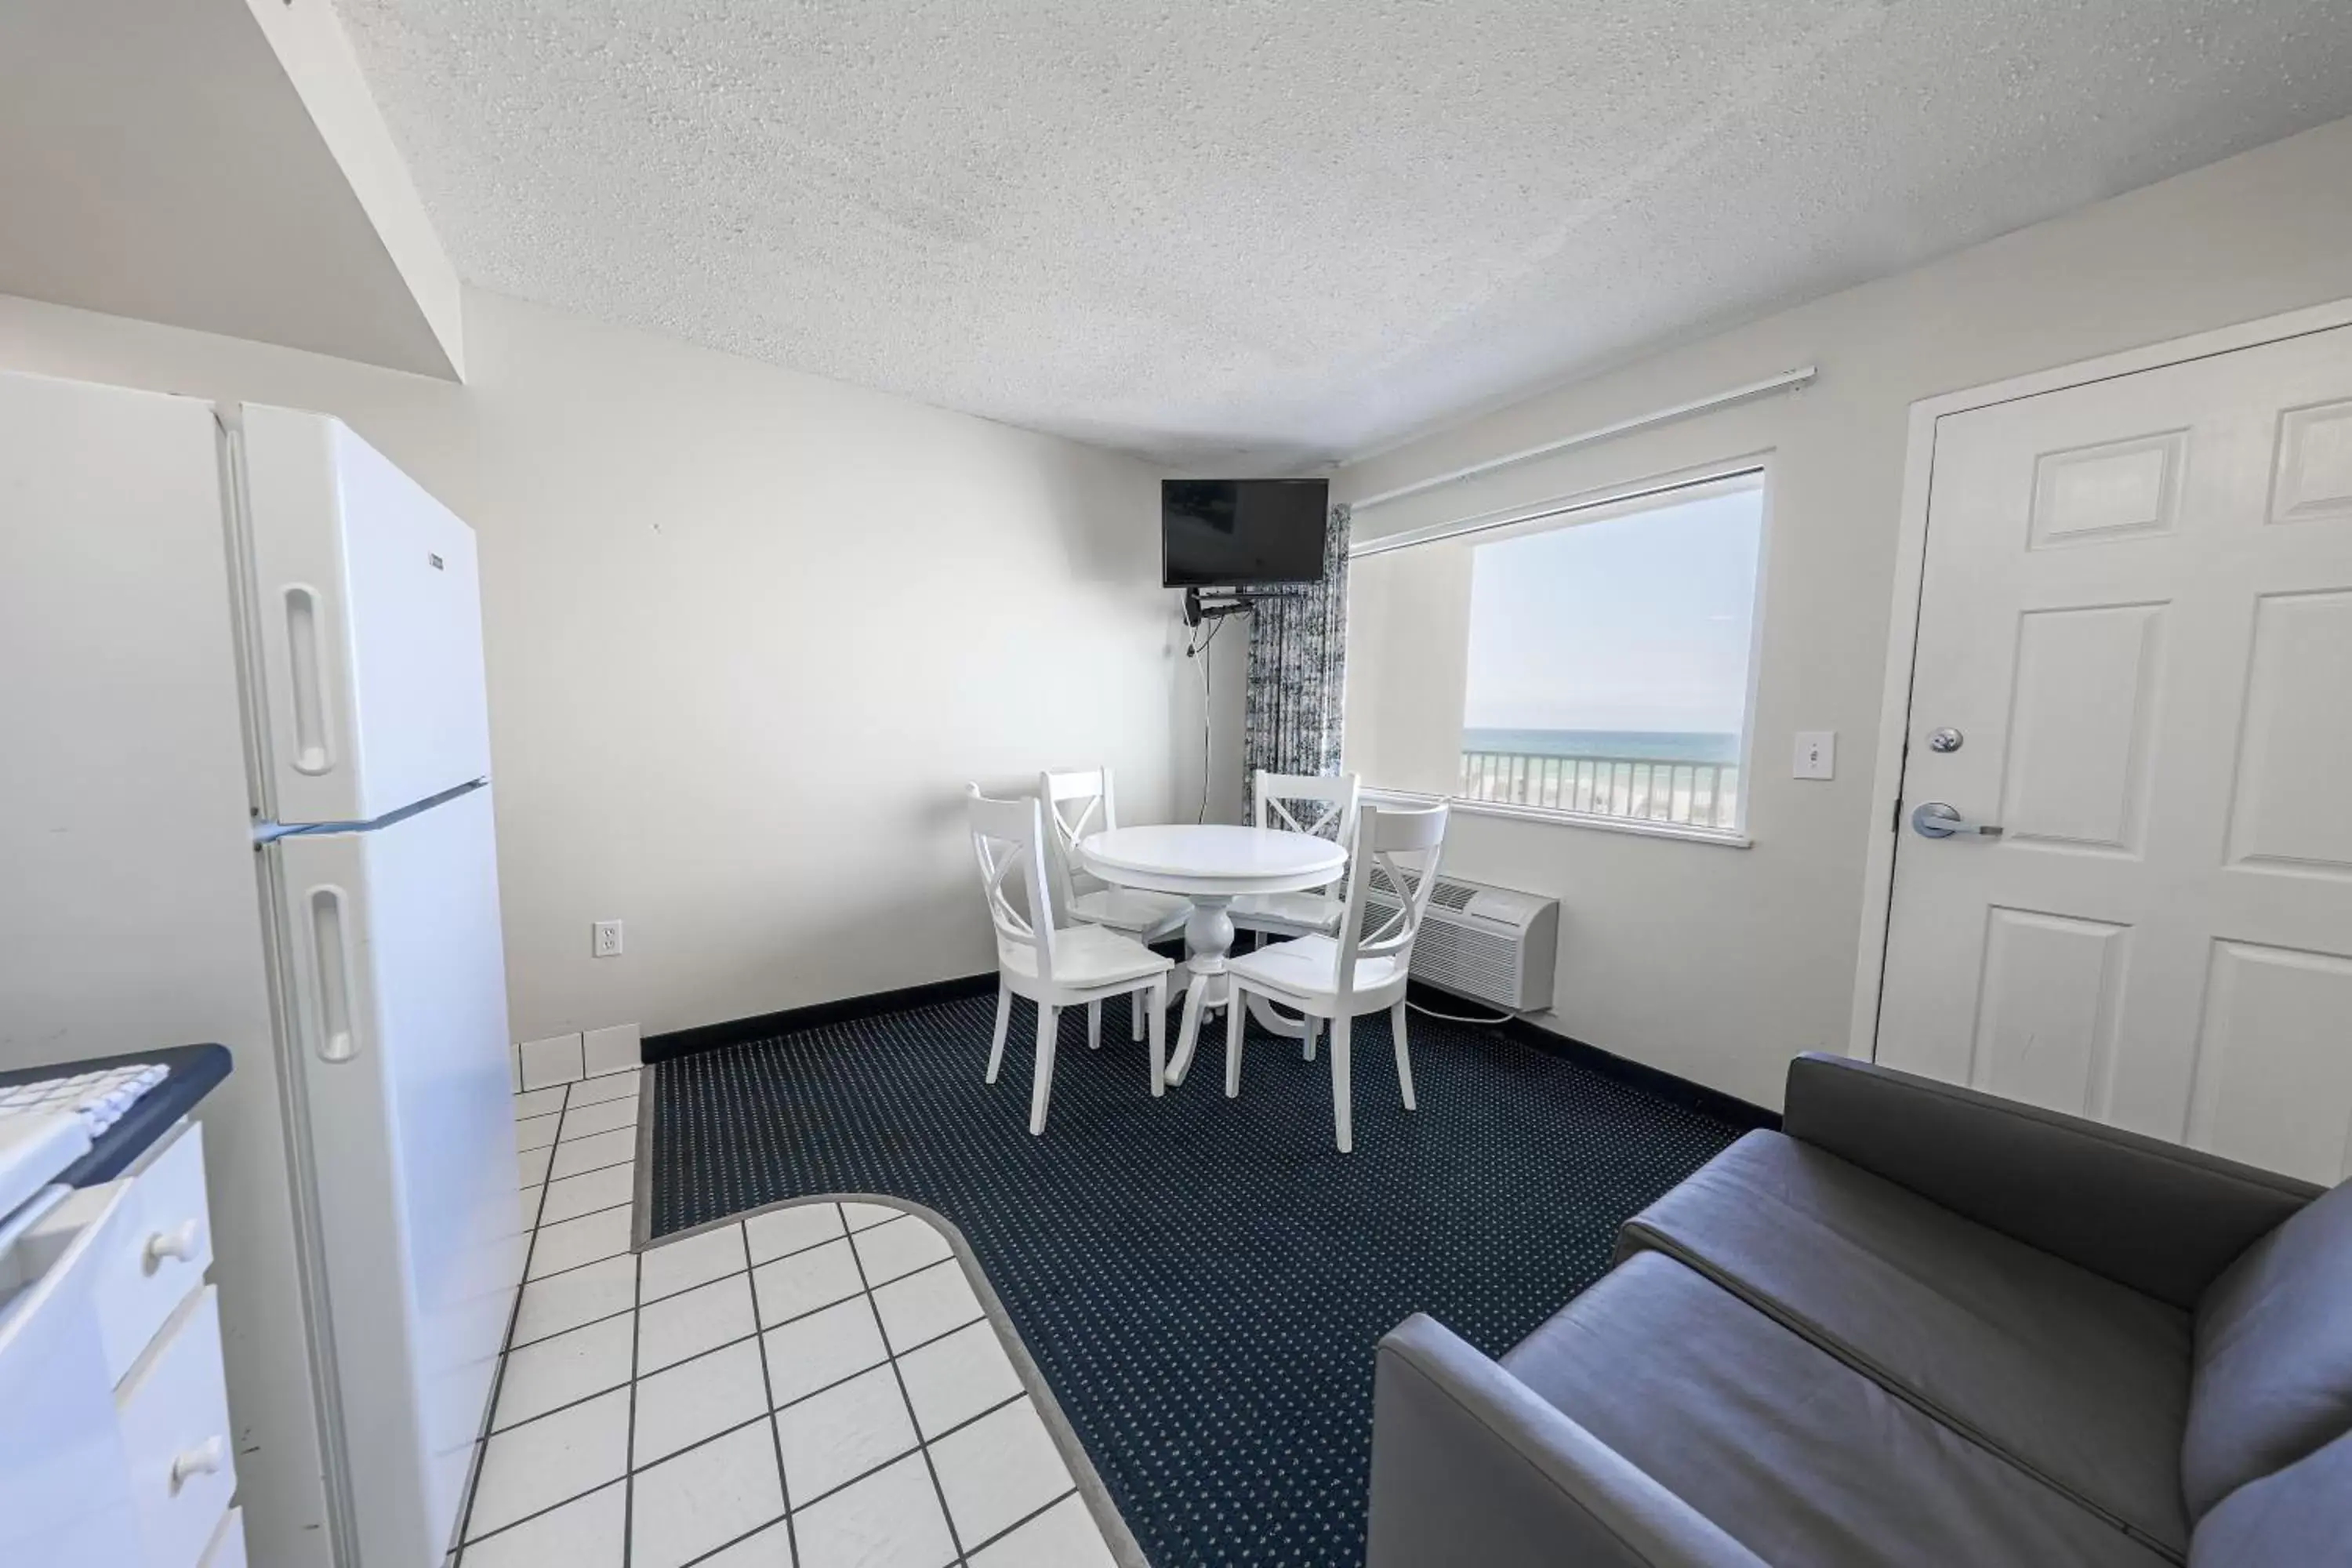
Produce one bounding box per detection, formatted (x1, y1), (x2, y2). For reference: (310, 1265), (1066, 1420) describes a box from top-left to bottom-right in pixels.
(1363, 873), (1559, 1013)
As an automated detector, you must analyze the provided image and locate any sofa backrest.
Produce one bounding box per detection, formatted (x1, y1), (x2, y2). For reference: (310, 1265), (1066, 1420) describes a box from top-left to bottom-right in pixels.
(2181, 1177), (2352, 1522)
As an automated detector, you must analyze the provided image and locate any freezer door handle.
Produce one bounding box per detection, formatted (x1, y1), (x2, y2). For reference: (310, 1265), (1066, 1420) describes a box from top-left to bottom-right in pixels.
(283, 584), (336, 776)
(309, 886), (359, 1062)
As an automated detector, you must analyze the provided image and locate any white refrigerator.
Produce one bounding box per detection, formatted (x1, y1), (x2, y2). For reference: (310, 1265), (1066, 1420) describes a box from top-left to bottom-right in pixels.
(0, 371), (524, 1566)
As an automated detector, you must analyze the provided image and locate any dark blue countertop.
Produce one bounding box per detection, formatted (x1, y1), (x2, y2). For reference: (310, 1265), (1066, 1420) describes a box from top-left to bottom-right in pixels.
(0, 1044), (232, 1186)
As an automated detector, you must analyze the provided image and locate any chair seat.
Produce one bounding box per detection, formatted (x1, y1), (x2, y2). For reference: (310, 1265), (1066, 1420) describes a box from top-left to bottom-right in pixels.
(1230, 889), (1345, 935)
(1227, 933), (1401, 1004)
(1068, 886), (1190, 938)
(1002, 924), (1172, 989)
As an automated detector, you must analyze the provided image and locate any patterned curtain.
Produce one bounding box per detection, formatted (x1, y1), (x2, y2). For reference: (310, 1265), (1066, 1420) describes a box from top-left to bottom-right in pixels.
(1243, 503), (1351, 818)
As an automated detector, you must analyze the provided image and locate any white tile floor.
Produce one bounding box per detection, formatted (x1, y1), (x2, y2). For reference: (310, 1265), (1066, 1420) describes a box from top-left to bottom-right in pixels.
(463, 1067), (1121, 1568)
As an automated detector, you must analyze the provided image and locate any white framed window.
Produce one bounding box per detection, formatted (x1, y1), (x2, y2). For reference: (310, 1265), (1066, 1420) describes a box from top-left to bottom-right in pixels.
(1343, 466), (1769, 839)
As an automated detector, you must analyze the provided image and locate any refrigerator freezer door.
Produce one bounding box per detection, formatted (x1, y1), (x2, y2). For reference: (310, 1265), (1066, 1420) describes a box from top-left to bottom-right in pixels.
(240, 405), (492, 825)
(271, 785), (523, 1566)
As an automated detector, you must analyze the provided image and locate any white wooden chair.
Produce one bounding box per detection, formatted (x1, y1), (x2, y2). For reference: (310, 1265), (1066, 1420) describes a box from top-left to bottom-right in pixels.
(1223, 801), (1449, 1153)
(1231, 770), (1361, 942)
(967, 786), (1171, 1134)
(1231, 770), (1360, 1062)
(1040, 766), (1189, 1042)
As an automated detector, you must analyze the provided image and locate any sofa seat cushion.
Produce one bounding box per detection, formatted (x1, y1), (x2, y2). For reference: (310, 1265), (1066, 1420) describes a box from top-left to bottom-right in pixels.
(2183, 1176), (2352, 1519)
(1502, 1252), (2172, 1568)
(1619, 1130), (2192, 1557)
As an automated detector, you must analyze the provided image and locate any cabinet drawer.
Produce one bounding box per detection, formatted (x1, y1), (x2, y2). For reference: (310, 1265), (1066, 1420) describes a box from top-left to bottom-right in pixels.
(198, 1508), (246, 1568)
(93, 1120), (213, 1385)
(118, 1286), (237, 1568)
(0, 1184), (146, 1568)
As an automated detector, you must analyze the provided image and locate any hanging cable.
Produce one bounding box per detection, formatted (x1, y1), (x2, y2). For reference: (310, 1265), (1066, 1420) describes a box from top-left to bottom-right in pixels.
(1185, 613), (1226, 822)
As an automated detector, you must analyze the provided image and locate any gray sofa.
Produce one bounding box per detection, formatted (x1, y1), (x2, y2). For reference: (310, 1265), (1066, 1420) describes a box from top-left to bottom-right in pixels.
(1367, 1053), (2350, 1566)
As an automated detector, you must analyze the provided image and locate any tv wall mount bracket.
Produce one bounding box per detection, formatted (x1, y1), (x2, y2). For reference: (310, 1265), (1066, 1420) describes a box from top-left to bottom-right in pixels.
(1181, 586), (1275, 626)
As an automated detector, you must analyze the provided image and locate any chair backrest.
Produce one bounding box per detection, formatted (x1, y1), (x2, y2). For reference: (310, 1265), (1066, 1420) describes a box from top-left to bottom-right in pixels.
(1038, 766), (1118, 916)
(967, 785), (1058, 985)
(1334, 802), (1450, 1004)
(1253, 772), (1361, 884)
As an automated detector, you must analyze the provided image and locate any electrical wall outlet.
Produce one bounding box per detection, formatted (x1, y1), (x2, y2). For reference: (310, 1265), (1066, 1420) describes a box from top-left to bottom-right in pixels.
(593, 920), (623, 957)
(1793, 731), (1837, 780)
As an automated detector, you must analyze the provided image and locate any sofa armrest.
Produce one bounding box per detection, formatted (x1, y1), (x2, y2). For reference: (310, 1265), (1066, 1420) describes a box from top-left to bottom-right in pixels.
(1367, 1315), (1768, 1568)
(1782, 1053), (2321, 1308)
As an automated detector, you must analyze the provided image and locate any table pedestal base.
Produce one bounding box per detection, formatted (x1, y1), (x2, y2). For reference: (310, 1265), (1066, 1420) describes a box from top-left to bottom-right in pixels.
(1162, 896), (1229, 1087)
(1161, 898), (1313, 1087)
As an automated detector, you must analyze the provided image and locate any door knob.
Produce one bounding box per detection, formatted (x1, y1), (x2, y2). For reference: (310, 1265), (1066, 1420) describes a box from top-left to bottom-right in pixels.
(1912, 801), (2003, 839)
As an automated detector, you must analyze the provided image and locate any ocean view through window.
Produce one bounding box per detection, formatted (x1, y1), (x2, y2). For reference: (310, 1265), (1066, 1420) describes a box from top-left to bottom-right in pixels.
(1345, 470), (1766, 833)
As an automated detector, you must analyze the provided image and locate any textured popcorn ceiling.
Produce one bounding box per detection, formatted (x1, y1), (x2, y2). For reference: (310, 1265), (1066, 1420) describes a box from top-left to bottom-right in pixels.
(336, 0), (2352, 467)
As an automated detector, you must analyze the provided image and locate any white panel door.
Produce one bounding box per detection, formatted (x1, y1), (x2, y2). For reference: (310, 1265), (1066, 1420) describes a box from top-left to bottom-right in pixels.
(241, 405), (492, 825)
(1882, 325), (2352, 1185)
(272, 784), (521, 1566)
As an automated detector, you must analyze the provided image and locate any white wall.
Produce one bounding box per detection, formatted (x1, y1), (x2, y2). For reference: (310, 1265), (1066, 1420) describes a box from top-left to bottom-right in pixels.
(1319, 116), (2352, 1109)
(0, 288), (1193, 1043)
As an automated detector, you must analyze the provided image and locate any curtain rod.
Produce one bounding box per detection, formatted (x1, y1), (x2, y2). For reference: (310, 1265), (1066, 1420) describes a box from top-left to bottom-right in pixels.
(1345, 366), (1817, 512)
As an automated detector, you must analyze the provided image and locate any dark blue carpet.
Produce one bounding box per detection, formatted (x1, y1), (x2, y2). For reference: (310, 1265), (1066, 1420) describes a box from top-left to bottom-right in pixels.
(648, 992), (1744, 1566)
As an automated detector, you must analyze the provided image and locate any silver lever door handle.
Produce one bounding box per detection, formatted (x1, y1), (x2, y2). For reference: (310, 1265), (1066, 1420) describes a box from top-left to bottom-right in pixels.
(1913, 801), (2003, 839)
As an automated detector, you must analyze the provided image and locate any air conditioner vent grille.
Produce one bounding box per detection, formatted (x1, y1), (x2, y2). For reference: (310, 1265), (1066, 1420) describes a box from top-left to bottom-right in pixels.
(1427, 880), (1479, 911)
(1363, 877), (1559, 1013)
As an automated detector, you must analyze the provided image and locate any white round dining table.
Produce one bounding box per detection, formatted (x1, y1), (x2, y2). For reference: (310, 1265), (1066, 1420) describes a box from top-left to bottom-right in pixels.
(1078, 823), (1347, 1087)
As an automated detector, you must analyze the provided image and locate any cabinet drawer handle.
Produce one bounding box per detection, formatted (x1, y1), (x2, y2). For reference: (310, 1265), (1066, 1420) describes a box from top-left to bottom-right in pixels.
(170, 1436), (226, 1491)
(143, 1219), (204, 1271)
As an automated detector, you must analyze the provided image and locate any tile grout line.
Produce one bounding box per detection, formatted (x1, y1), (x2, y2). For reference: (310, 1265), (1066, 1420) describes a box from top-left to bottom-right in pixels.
(753, 1381), (1028, 1523)
(960, 1483), (1082, 1560)
(539, 1147), (637, 1185)
(495, 1303), (965, 1443)
(529, 1189), (638, 1230)
(460, 1080), (570, 1555)
(916, 1386), (1027, 1453)
(521, 1240), (637, 1288)
(622, 1245), (640, 1568)
(843, 1216), (973, 1564)
(469, 1075), (646, 1559)
(505, 1083), (1105, 1567)
(878, 1305), (989, 1362)
(742, 1211), (800, 1568)
(672, 1515), (792, 1568)
(695, 1191), (1143, 1568)
(455, 1477), (626, 1556)
(469, 1417), (779, 1558)
(631, 1410), (770, 1478)
(475, 1076), (634, 1551)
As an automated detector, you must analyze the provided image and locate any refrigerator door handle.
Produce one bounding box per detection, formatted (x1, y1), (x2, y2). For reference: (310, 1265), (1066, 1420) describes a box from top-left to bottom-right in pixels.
(309, 886), (359, 1063)
(284, 584), (336, 776)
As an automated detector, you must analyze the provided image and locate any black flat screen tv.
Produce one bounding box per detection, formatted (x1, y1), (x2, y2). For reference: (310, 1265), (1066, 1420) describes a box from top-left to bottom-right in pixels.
(1161, 478), (1329, 587)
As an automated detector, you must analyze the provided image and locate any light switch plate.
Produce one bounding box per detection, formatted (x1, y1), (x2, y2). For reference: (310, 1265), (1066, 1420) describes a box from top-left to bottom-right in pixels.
(1793, 731), (1836, 780)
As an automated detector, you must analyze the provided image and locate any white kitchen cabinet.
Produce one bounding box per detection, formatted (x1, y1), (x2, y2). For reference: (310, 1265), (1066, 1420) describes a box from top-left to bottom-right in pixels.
(1, 1119), (238, 1568)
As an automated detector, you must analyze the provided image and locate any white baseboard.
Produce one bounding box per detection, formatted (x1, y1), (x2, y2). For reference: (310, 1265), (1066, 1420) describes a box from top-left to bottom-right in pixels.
(583, 1022), (643, 1077)
(514, 1024), (641, 1090)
